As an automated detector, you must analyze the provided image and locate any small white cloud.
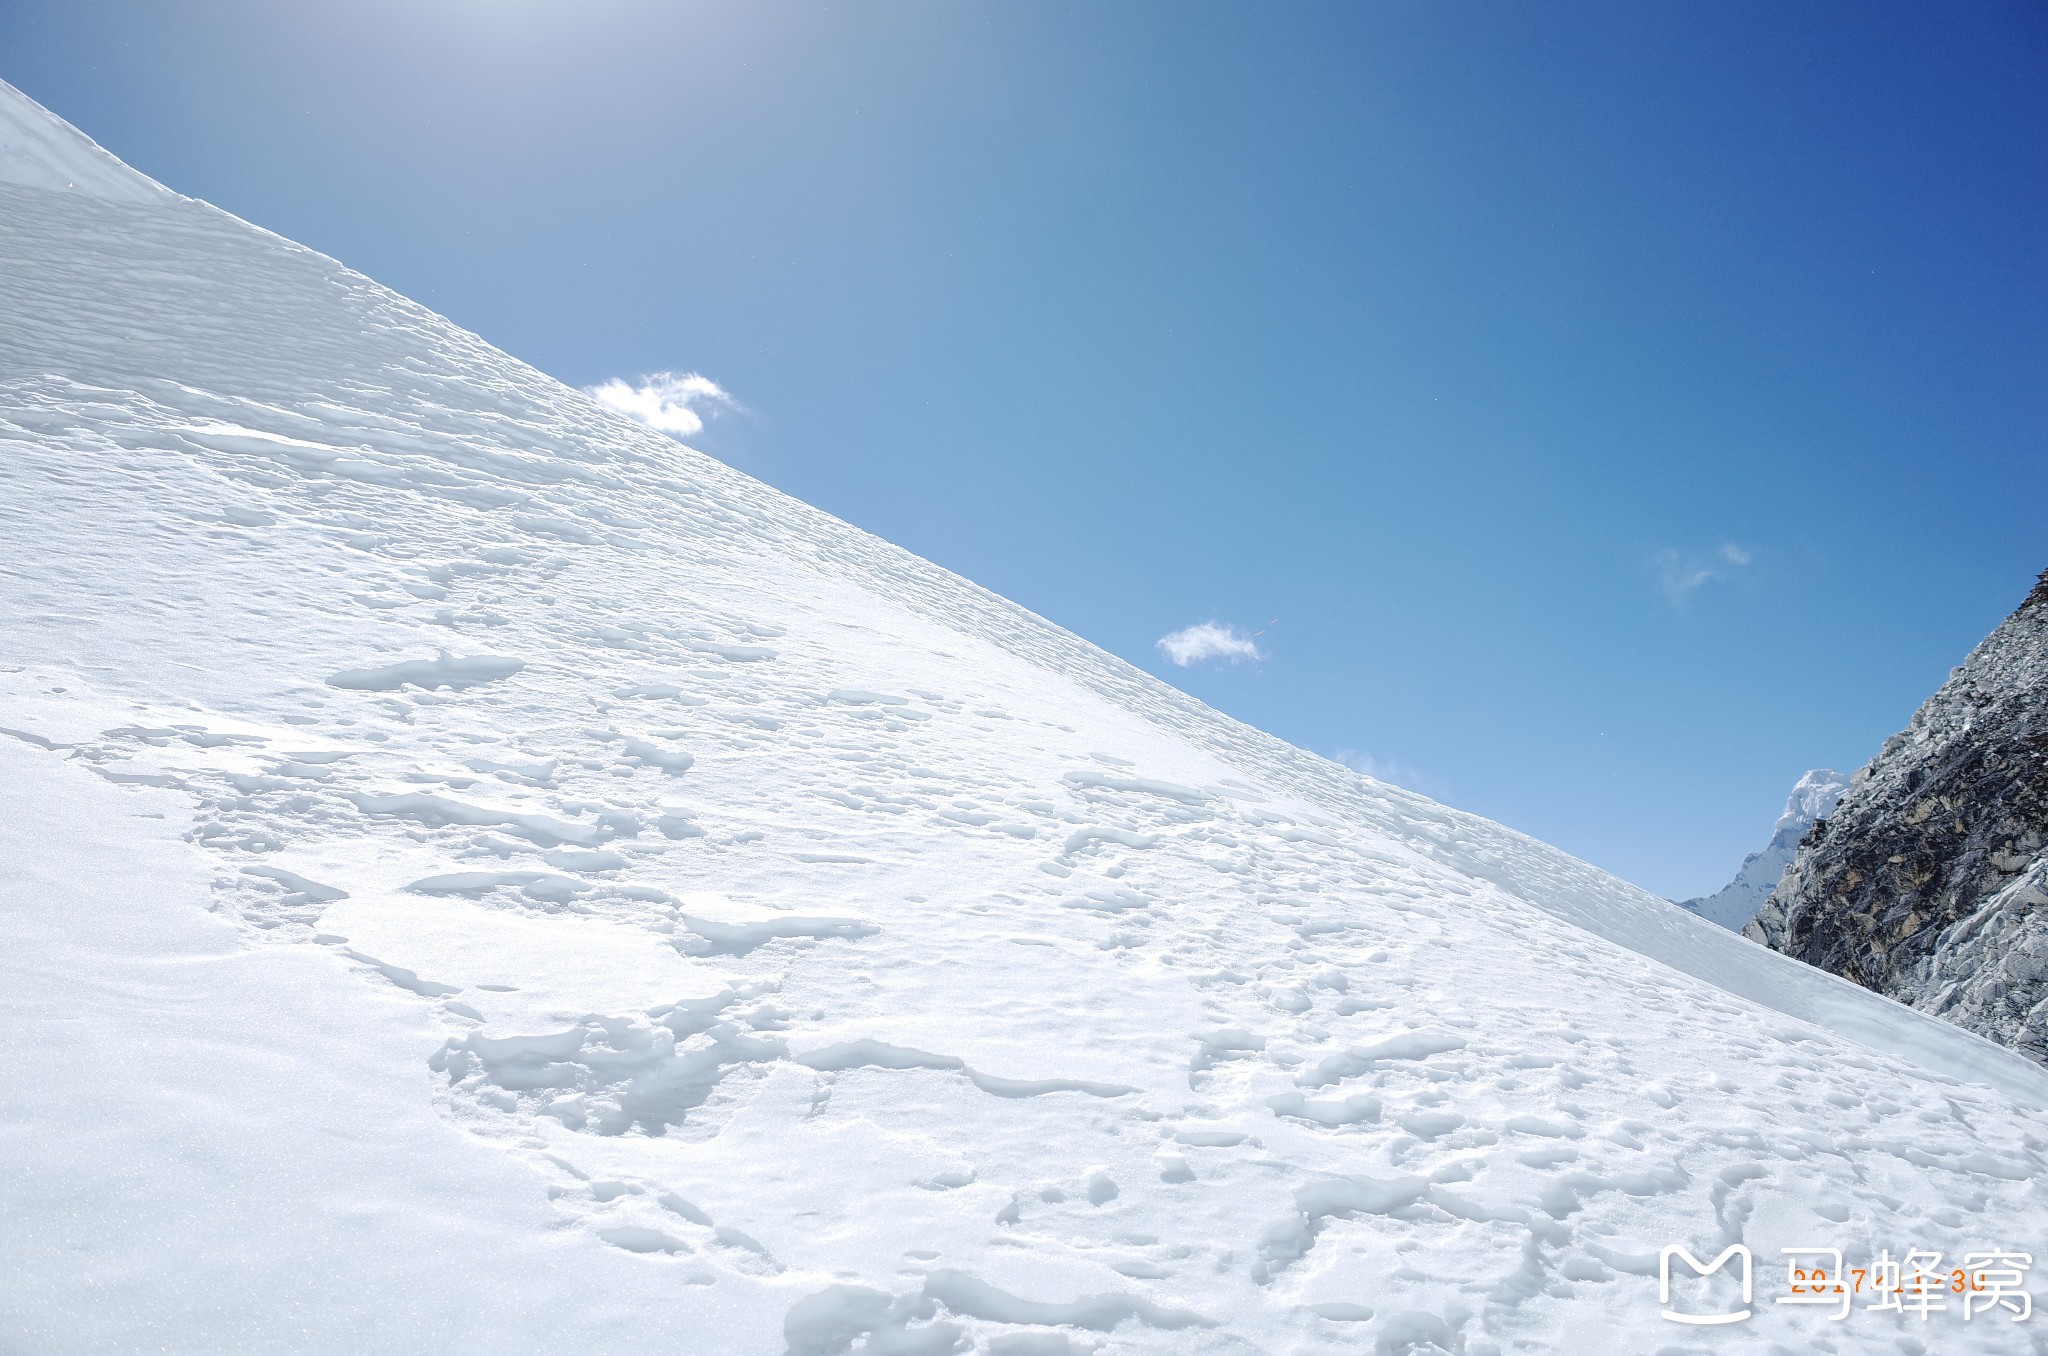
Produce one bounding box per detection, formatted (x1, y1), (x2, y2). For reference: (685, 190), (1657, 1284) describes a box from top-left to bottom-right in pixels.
(585, 371), (735, 437)
(1656, 542), (1753, 606)
(1156, 621), (1262, 667)
(1331, 748), (1421, 790)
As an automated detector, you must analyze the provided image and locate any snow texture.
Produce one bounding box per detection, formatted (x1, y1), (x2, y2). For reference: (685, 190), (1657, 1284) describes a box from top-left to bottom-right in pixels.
(3, 80), (2046, 1355)
(1678, 769), (1846, 931)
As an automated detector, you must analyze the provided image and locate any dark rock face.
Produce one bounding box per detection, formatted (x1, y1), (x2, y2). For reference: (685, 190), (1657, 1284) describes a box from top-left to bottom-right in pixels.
(1746, 572), (2048, 1064)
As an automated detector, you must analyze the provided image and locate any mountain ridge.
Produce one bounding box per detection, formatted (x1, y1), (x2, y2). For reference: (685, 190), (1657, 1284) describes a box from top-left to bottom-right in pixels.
(1748, 570), (2048, 1067)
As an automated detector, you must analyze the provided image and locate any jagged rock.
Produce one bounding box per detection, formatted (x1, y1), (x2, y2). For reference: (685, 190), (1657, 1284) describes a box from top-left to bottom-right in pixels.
(1678, 768), (1845, 930)
(1747, 570), (2048, 1063)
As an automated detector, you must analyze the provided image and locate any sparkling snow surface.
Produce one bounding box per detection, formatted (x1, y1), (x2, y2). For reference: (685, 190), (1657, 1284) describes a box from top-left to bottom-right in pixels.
(2, 83), (2045, 1355)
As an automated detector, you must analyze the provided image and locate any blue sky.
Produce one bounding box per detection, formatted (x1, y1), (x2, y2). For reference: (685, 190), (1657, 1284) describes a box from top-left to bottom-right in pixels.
(6, 1), (2043, 899)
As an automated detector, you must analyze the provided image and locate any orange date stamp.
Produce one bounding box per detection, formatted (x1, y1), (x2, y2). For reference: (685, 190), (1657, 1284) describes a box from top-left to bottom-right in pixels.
(1660, 1244), (2034, 1326)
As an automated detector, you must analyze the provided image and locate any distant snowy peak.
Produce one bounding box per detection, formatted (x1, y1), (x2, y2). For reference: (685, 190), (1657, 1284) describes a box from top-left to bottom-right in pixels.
(0, 82), (171, 204)
(1779, 766), (1850, 828)
(1677, 768), (1846, 930)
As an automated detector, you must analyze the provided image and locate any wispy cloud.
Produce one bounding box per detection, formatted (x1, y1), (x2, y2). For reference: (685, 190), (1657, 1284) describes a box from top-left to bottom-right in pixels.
(1330, 747), (1422, 790)
(1156, 621), (1263, 667)
(585, 371), (735, 437)
(1656, 542), (1753, 606)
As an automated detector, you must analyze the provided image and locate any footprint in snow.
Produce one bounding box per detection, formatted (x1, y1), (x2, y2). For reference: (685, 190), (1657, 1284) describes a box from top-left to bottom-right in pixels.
(326, 651), (524, 692)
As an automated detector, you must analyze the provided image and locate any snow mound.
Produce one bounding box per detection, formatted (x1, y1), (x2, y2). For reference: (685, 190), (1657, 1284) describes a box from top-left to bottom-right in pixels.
(4, 79), (2045, 1356)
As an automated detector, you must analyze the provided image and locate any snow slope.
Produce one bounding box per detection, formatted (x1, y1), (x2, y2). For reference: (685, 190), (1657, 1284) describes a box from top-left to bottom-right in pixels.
(0, 83), (169, 203)
(1679, 769), (1847, 931)
(3, 81), (2045, 1355)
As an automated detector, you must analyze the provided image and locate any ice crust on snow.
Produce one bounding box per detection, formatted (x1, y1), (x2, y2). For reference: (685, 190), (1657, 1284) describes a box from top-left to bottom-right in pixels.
(3, 79), (2047, 1355)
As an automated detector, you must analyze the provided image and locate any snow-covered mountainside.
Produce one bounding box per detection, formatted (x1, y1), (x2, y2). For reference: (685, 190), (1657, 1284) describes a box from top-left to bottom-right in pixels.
(3, 82), (2045, 1355)
(0, 81), (169, 203)
(1678, 770), (1846, 930)
(1750, 574), (2048, 1069)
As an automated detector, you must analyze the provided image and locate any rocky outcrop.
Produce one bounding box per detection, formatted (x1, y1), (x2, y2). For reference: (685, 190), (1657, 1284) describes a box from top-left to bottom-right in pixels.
(1746, 571), (2048, 1063)
(1679, 769), (1846, 930)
